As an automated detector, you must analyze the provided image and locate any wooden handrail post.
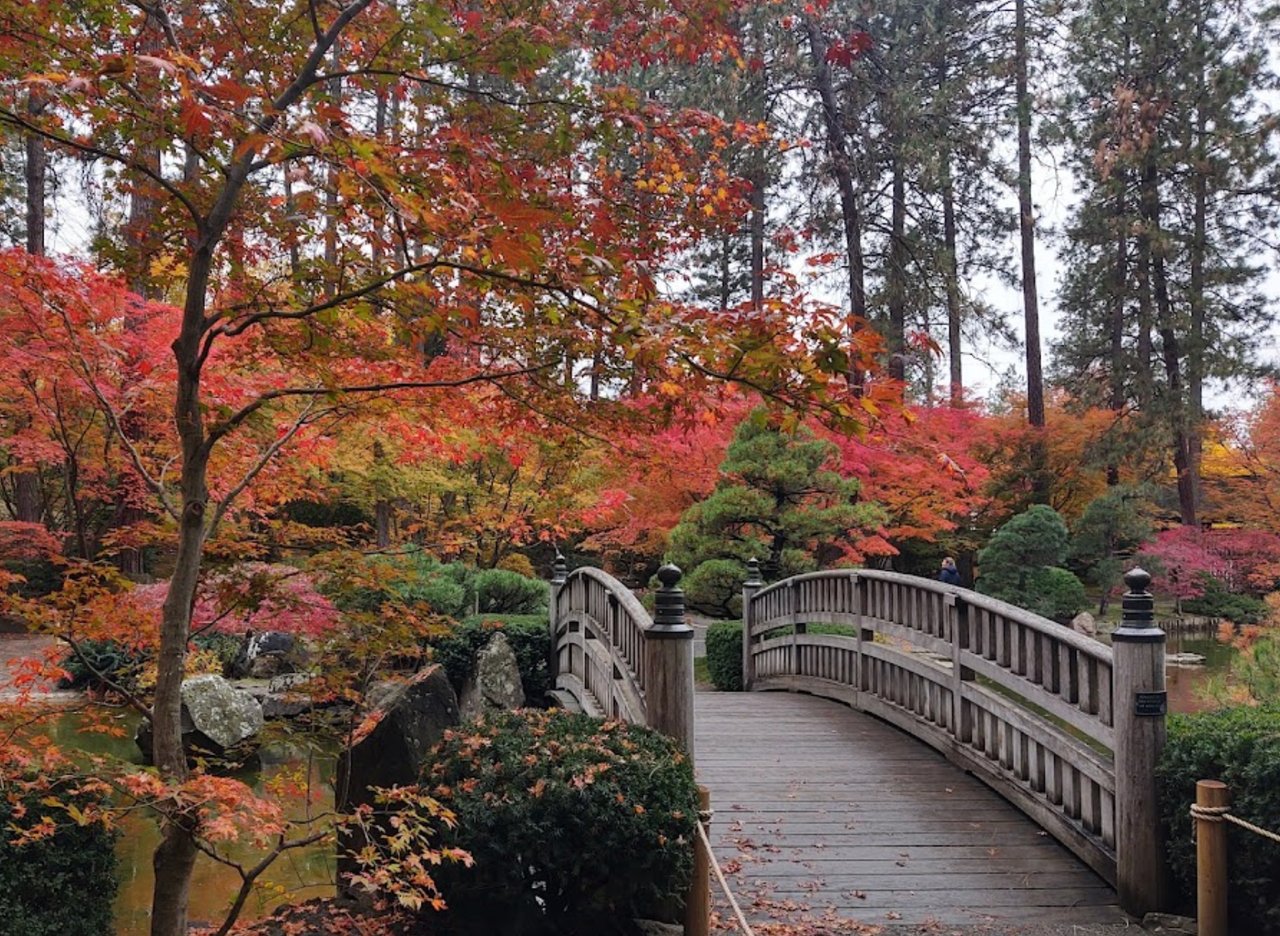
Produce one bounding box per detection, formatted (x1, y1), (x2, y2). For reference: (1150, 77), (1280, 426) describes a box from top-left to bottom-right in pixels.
(742, 558), (763, 691)
(1111, 567), (1168, 915)
(1195, 779), (1229, 936)
(684, 784), (711, 936)
(646, 564), (695, 760)
(948, 593), (973, 742)
(548, 552), (567, 683)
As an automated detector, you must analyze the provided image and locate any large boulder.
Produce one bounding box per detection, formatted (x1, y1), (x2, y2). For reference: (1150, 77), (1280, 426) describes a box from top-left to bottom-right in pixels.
(1071, 611), (1097, 638)
(335, 666), (460, 897)
(136, 673), (264, 762)
(228, 631), (302, 679)
(458, 631), (525, 721)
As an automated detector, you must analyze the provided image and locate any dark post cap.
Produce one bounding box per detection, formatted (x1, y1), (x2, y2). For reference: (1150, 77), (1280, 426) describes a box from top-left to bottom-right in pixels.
(1124, 567), (1152, 594)
(551, 552), (568, 585)
(745, 557), (764, 588)
(652, 563), (691, 635)
(1114, 565), (1164, 643)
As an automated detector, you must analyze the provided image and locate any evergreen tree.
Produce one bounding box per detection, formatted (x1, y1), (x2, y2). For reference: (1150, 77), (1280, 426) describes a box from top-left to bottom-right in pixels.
(977, 504), (1088, 622)
(667, 411), (878, 614)
(1053, 0), (1280, 522)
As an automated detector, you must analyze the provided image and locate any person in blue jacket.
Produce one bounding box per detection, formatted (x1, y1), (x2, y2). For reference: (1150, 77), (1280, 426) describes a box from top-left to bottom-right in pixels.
(938, 556), (962, 586)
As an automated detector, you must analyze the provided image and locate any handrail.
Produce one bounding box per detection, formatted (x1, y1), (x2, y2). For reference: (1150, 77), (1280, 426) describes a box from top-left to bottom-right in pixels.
(742, 566), (1168, 907)
(549, 562), (695, 759)
(752, 568), (1112, 664)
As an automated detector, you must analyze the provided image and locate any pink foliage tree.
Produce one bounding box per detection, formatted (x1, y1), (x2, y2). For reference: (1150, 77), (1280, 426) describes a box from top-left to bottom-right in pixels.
(130, 563), (340, 640)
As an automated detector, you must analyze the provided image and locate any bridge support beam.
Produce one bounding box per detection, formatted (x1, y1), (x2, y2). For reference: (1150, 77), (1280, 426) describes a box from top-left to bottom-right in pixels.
(1112, 567), (1168, 916)
(646, 564), (695, 759)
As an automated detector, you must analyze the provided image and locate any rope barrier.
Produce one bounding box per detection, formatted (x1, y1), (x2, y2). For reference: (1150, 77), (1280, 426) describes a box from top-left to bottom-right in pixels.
(1190, 803), (1280, 845)
(695, 813), (756, 936)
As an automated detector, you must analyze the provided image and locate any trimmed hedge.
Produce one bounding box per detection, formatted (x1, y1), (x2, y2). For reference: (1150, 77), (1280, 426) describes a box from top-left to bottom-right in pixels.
(424, 708), (698, 935)
(1156, 705), (1280, 935)
(0, 782), (119, 936)
(430, 614), (550, 703)
(705, 621), (743, 691)
(703, 620), (858, 692)
(474, 569), (548, 615)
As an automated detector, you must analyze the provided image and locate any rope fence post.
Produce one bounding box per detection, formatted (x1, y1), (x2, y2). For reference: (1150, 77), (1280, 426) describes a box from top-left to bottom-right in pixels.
(684, 784), (711, 936)
(742, 558), (762, 691)
(1111, 567), (1168, 915)
(1194, 779), (1229, 936)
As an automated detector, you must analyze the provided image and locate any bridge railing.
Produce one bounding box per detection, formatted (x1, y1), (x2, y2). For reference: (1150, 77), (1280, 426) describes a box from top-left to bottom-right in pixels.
(549, 558), (695, 759)
(742, 562), (1167, 913)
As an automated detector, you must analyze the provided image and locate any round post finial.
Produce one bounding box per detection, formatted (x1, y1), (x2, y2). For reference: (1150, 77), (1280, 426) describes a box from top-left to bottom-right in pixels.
(551, 552), (568, 585)
(1114, 565), (1163, 643)
(652, 563), (689, 633)
(745, 557), (764, 588)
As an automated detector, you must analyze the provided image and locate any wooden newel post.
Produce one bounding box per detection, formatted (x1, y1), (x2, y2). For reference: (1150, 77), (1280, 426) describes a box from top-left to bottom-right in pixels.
(1195, 779), (1229, 936)
(742, 558), (763, 691)
(646, 563), (695, 760)
(1112, 566), (1168, 915)
(548, 552), (567, 683)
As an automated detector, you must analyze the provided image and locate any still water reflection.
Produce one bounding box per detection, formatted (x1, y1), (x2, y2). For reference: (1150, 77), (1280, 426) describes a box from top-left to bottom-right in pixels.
(44, 711), (337, 935)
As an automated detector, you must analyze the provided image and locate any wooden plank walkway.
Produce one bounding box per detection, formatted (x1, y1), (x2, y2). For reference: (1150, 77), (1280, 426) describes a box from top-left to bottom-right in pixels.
(695, 691), (1129, 930)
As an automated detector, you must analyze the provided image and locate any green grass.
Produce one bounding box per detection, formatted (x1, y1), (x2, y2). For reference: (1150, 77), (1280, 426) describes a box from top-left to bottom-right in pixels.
(693, 655), (711, 687)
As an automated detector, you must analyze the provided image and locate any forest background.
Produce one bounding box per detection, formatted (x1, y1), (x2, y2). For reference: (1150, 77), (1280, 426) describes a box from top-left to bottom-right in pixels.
(1, 0), (1280, 934)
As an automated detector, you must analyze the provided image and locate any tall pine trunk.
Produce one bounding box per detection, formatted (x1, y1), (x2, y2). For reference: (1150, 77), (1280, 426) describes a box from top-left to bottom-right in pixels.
(1107, 179), (1128, 486)
(1141, 158), (1197, 526)
(941, 149), (962, 405)
(15, 88), (45, 524)
(1015, 0), (1048, 501)
(887, 151), (907, 386)
(804, 16), (867, 394)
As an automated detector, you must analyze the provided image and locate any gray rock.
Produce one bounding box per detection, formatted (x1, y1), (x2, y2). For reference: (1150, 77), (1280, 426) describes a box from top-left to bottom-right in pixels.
(262, 693), (312, 719)
(1142, 912), (1197, 935)
(1071, 611), (1098, 637)
(269, 672), (312, 693)
(136, 673), (264, 761)
(229, 631), (301, 679)
(459, 631), (525, 720)
(248, 652), (294, 679)
(335, 666), (460, 897)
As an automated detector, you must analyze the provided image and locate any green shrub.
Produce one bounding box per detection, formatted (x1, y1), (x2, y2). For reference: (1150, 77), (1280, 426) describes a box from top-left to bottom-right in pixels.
(1183, 575), (1269, 625)
(705, 621), (859, 692)
(191, 633), (243, 676)
(331, 549), (475, 619)
(705, 620), (743, 691)
(682, 559), (746, 618)
(424, 708), (698, 935)
(474, 569), (547, 615)
(1024, 566), (1088, 623)
(431, 615), (550, 703)
(57, 639), (144, 691)
(0, 781), (119, 936)
(495, 553), (537, 579)
(1156, 705), (1280, 934)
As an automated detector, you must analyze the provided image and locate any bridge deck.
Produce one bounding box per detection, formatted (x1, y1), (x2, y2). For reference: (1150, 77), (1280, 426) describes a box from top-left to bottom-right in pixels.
(694, 691), (1128, 930)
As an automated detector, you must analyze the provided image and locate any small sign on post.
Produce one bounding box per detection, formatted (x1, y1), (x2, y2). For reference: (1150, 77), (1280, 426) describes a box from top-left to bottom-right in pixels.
(1134, 690), (1168, 717)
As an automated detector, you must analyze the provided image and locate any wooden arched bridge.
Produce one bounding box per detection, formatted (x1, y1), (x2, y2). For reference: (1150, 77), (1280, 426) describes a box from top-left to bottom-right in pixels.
(549, 559), (1171, 930)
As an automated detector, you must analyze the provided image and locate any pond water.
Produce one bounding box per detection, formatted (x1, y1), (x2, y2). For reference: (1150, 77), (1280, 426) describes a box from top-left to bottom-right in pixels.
(39, 710), (338, 934)
(1163, 628), (1240, 714)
